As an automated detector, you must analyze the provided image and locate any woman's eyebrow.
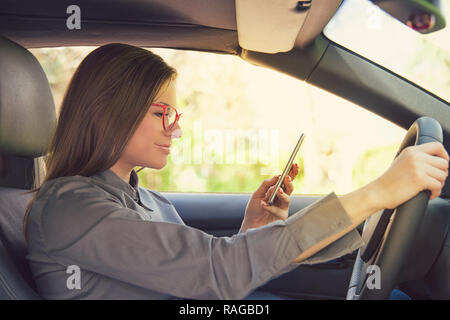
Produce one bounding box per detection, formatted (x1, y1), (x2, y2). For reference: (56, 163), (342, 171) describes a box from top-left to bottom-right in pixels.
(154, 101), (171, 107)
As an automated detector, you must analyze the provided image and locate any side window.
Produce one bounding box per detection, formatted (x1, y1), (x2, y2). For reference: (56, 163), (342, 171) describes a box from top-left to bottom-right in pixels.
(31, 47), (406, 196)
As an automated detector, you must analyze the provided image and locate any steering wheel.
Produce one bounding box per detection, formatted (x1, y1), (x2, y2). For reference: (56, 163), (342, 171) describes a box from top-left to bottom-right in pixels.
(346, 117), (443, 300)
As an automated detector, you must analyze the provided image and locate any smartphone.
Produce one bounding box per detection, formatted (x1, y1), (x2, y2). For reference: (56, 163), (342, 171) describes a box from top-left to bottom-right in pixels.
(268, 133), (305, 206)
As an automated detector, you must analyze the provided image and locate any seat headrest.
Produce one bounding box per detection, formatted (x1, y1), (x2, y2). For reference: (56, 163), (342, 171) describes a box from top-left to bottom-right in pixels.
(0, 36), (56, 158)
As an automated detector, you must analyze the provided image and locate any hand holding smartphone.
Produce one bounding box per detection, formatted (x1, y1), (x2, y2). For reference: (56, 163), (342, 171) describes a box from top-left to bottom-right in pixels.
(268, 133), (305, 206)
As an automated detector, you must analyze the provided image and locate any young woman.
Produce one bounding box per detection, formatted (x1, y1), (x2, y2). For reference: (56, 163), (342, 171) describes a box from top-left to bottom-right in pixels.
(23, 43), (449, 300)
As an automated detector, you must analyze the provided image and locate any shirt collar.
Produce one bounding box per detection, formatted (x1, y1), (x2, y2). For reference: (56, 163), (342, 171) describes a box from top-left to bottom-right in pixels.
(92, 168), (140, 199)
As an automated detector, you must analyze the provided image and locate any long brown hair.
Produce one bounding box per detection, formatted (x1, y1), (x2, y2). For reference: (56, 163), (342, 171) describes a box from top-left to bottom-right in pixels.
(22, 43), (177, 242)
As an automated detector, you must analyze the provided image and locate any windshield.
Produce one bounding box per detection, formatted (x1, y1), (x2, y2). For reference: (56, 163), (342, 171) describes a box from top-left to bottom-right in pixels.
(324, 0), (450, 103)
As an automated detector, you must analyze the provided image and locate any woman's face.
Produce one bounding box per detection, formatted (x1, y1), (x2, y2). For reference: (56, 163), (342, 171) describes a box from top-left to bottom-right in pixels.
(119, 80), (181, 171)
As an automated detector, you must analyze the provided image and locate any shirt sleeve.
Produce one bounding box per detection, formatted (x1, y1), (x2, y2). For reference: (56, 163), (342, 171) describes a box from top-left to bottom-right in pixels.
(38, 180), (363, 300)
(284, 192), (365, 265)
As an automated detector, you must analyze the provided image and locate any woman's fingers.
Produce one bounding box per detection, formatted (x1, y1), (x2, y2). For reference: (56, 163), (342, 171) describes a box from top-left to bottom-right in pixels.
(256, 163), (300, 198)
(282, 163), (300, 195)
(401, 143), (449, 200)
(259, 184), (290, 221)
(376, 142), (448, 209)
(275, 187), (290, 209)
(255, 175), (280, 196)
(264, 181), (282, 200)
(425, 175), (444, 200)
(264, 184), (280, 201)
(288, 163), (300, 180)
(410, 143), (449, 190)
(423, 163), (448, 200)
(416, 141), (449, 162)
(264, 185), (290, 209)
(283, 175), (294, 195)
(289, 162), (298, 174)
(260, 199), (288, 220)
(425, 164), (448, 185)
(424, 154), (449, 172)
(263, 185), (284, 202)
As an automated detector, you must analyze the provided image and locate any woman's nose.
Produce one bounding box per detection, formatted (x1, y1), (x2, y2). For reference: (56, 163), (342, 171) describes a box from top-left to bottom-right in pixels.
(169, 122), (182, 139)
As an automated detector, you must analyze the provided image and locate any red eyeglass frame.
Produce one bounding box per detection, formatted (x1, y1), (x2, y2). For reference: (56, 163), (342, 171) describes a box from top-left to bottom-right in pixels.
(151, 103), (183, 131)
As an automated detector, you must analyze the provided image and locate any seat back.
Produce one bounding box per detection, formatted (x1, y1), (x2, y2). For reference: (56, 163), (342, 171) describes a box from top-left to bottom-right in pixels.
(0, 35), (57, 299)
(0, 185), (40, 299)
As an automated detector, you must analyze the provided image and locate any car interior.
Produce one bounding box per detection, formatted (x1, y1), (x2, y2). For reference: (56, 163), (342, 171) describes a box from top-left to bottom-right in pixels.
(0, 0), (449, 300)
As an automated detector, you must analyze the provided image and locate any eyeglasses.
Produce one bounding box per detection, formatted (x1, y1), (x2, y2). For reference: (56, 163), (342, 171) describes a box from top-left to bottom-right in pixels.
(151, 103), (182, 131)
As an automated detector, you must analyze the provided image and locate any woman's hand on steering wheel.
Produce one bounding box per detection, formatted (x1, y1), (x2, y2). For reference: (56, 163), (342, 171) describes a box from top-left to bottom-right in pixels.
(370, 142), (449, 210)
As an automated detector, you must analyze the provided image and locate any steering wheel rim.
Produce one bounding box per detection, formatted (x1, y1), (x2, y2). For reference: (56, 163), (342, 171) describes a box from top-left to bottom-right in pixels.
(346, 116), (443, 300)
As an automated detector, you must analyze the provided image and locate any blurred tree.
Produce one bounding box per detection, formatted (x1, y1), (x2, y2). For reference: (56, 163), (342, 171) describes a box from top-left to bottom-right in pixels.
(352, 144), (399, 190)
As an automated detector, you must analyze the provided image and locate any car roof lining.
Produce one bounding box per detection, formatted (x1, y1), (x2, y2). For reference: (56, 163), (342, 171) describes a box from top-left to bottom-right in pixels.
(0, 0), (238, 51)
(0, 0), (237, 30)
(0, 0), (343, 54)
(1, 18), (240, 54)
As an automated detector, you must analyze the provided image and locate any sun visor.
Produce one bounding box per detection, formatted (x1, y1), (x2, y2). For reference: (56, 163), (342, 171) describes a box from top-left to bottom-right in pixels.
(236, 0), (310, 53)
(236, 0), (344, 53)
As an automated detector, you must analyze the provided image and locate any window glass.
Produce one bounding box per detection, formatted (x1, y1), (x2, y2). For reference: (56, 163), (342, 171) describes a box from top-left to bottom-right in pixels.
(31, 47), (406, 195)
(324, 0), (450, 102)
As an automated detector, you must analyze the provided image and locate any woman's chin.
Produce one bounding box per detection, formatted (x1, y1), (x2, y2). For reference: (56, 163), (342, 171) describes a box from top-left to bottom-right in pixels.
(139, 157), (168, 170)
(153, 159), (168, 170)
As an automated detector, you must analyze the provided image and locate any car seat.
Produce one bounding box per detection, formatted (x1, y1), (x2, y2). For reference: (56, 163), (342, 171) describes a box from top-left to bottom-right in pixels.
(0, 36), (56, 299)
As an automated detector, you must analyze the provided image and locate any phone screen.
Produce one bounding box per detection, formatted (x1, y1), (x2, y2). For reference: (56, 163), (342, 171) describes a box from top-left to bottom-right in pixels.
(268, 133), (305, 206)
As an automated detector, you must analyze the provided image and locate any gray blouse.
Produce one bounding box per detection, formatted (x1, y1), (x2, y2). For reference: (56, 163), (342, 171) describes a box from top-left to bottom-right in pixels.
(25, 168), (364, 300)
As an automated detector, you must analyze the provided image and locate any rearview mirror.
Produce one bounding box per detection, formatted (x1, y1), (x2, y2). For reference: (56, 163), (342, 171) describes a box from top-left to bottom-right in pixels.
(371, 0), (446, 33)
